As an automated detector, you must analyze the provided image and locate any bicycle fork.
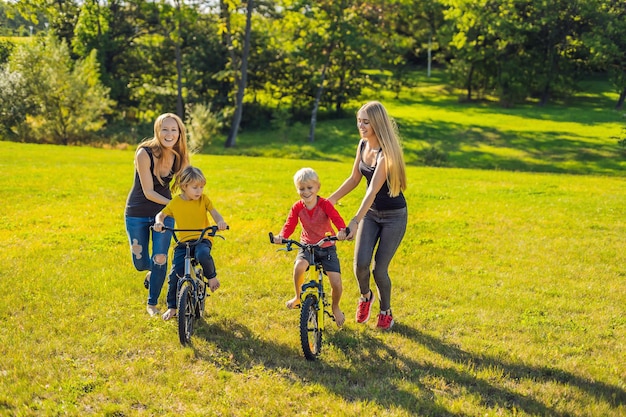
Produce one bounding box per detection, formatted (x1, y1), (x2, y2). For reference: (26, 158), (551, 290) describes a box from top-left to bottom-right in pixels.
(301, 277), (326, 331)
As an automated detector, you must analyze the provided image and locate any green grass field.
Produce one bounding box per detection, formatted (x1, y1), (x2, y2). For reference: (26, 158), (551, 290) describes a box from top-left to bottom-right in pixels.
(203, 73), (626, 177)
(0, 136), (624, 416)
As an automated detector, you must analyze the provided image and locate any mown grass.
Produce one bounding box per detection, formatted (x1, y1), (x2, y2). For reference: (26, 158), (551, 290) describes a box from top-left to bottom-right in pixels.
(200, 72), (626, 177)
(0, 141), (624, 416)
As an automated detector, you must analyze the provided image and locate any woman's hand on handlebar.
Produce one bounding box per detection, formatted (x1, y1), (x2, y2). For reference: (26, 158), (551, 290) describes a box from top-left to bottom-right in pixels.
(336, 227), (352, 241)
(217, 220), (228, 231)
(153, 222), (165, 232)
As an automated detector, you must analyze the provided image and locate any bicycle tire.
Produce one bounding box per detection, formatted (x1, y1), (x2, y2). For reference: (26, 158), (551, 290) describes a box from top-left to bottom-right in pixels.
(177, 281), (195, 346)
(300, 294), (322, 360)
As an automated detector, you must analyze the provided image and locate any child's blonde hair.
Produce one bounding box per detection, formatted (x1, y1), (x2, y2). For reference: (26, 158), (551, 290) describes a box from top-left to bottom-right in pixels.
(173, 166), (206, 193)
(293, 167), (319, 187)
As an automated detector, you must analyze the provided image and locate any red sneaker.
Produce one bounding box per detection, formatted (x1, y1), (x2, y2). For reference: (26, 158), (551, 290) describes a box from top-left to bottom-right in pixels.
(356, 290), (373, 323)
(376, 310), (394, 330)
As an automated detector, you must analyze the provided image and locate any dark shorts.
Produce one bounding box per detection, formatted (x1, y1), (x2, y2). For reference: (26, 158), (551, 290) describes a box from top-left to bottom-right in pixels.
(296, 245), (341, 273)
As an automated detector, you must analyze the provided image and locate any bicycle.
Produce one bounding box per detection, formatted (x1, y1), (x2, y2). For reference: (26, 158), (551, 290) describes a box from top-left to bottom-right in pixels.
(268, 230), (349, 360)
(163, 225), (227, 346)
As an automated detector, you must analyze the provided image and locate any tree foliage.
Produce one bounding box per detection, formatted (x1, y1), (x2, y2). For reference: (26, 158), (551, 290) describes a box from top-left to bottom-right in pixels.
(1, 0), (625, 145)
(6, 33), (114, 144)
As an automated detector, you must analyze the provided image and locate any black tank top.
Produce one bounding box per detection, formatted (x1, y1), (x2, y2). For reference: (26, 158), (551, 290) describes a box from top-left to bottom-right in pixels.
(125, 148), (174, 217)
(358, 140), (406, 211)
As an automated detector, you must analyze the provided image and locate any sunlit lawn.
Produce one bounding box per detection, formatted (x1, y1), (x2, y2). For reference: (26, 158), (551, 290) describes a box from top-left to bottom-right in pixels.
(0, 141), (624, 416)
(205, 72), (626, 177)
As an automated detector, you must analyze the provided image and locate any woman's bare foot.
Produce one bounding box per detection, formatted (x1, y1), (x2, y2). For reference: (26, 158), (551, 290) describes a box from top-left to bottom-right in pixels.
(146, 304), (160, 317)
(285, 297), (300, 309)
(162, 308), (177, 321)
(333, 306), (345, 327)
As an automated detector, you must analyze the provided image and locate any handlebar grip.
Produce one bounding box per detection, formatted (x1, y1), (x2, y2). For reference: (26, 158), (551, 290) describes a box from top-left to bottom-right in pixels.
(268, 232), (274, 244)
(345, 227), (351, 235)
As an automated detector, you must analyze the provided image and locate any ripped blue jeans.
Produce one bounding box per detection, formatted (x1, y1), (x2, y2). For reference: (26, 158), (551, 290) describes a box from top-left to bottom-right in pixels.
(125, 215), (175, 306)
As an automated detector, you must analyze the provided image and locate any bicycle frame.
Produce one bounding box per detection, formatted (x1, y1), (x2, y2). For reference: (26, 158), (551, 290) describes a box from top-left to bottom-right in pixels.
(164, 225), (226, 346)
(169, 225), (221, 293)
(269, 229), (348, 360)
(299, 250), (329, 332)
(177, 239), (203, 301)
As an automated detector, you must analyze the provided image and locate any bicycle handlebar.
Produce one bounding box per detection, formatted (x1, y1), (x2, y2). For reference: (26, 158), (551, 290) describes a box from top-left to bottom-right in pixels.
(268, 228), (350, 251)
(162, 225), (229, 245)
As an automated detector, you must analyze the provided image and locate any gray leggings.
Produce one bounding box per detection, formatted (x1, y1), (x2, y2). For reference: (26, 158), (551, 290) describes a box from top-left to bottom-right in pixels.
(353, 207), (407, 311)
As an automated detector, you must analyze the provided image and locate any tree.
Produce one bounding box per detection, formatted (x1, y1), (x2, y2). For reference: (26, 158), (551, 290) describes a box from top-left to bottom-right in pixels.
(72, 0), (154, 110)
(8, 33), (114, 144)
(225, 0), (254, 148)
(0, 66), (36, 140)
(12, 0), (79, 47)
(585, 0), (626, 109)
(524, 0), (590, 105)
(443, 0), (593, 106)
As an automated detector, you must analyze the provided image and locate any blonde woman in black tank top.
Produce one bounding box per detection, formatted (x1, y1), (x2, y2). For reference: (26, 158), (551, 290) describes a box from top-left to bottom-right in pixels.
(124, 113), (190, 317)
(328, 101), (407, 330)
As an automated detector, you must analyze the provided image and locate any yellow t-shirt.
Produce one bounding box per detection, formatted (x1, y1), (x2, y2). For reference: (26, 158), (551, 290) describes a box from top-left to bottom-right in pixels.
(161, 194), (215, 242)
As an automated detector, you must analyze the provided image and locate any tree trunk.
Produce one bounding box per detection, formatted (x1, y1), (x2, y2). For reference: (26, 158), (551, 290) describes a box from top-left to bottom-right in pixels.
(308, 62), (330, 143)
(175, 41), (184, 118)
(466, 64), (474, 101)
(225, 0), (253, 148)
(175, 0), (184, 118)
(615, 85), (626, 110)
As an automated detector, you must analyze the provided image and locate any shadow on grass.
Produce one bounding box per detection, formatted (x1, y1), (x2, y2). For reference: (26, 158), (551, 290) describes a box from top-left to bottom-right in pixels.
(398, 118), (625, 174)
(189, 319), (625, 416)
(205, 90), (624, 176)
(391, 323), (626, 413)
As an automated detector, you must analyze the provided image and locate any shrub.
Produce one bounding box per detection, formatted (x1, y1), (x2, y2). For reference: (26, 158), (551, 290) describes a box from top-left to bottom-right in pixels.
(7, 33), (114, 144)
(186, 103), (224, 153)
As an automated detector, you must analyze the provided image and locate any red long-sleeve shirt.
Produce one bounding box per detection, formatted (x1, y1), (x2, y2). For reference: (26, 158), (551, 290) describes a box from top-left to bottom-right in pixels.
(280, 196), (346, 248)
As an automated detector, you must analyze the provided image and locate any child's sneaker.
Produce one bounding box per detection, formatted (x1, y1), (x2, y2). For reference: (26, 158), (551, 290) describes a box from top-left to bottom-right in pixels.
(356, 290), (373, 323)
(376, 310), (394, 330)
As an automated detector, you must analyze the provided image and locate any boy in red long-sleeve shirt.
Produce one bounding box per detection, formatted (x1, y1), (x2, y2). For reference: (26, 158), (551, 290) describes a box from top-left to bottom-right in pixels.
(273, 168), (348, 327)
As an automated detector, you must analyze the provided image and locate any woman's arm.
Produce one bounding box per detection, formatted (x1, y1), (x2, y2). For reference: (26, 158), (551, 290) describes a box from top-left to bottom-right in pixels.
(327, 140), (364, 205)
(153, 210), (169, 231)
(346, 155), (388, 236)
(135, 148), (171, 205)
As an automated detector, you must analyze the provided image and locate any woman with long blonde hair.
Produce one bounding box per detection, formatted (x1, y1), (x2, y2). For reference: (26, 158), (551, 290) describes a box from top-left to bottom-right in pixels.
(328, 101), (407, 330)
(124, 113), (190, 317)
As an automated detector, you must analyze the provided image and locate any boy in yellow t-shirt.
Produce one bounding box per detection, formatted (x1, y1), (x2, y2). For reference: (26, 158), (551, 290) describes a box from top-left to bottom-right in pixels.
(154, 166), (228, 321)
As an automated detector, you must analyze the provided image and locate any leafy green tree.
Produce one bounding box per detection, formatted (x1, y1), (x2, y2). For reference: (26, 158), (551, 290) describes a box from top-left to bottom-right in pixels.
(0, 39), (14, 65)
(181, 11), (229, 110)
(523, 0), (591, 105)
(585, 0), (626, 109)
(72, 0), (152, 110)
(0, 66), (36, 140)
(277, 0), (377, 142)
(0, 1), (46, 36)
(12, 0), (79, 46)
(443, 0), (499, 101)
(225, 0), (254, 148)
(8, 33), (114, 144)
(443, 0), (594, 106)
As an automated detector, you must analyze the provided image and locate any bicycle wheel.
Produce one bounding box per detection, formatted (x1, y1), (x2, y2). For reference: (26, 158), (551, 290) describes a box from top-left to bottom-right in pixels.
(300, 294), (322, 360)
(177, 281), (195, 346)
